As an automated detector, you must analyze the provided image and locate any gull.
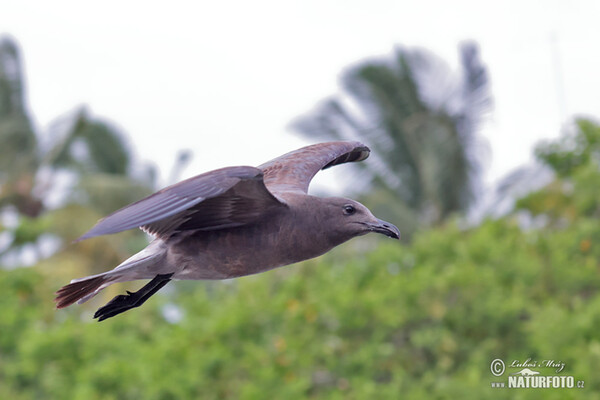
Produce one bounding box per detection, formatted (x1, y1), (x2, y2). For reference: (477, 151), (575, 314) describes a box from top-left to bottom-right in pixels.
(55, 141), (400, 321)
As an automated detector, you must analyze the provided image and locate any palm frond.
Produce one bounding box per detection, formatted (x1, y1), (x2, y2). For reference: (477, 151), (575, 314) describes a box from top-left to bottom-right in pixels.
(291, 42), (492, 232)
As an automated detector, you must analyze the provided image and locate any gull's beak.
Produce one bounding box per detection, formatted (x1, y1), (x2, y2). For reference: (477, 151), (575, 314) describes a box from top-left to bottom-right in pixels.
(366, 218), (400, 240)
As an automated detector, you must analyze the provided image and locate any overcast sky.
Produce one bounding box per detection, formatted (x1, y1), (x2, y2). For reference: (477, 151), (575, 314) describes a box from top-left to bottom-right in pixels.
(2, 0), (600, 193)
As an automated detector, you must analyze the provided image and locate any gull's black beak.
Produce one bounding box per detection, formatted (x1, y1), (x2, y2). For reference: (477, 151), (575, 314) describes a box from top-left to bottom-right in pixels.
(366, 218), (400, 240)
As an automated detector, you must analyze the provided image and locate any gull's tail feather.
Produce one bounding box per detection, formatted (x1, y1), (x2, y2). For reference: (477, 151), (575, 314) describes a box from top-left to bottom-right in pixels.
(55, 240), (168, 310)
(55, 275), (115, 309)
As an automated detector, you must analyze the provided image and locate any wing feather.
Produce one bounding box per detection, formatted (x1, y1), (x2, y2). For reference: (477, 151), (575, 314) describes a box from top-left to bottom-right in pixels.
(258, 141), (370, 194)
(77, 166), (283, 241)
(78, 142), (367, 241)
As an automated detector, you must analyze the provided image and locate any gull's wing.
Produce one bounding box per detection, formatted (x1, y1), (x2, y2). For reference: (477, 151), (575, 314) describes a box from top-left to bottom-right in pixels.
(77, 166), (285, 241)
(258, 141), (370, 194)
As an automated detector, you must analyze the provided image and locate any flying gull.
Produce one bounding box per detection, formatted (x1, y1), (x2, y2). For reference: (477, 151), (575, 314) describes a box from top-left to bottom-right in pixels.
(55, 141), (400, 321)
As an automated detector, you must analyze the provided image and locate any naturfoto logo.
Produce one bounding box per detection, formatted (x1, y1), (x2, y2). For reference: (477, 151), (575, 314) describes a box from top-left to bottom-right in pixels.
(489, 358), (584, 390)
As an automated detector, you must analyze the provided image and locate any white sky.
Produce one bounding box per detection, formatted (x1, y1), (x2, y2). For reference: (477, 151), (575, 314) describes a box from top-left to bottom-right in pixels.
(2, 0), (600, 193)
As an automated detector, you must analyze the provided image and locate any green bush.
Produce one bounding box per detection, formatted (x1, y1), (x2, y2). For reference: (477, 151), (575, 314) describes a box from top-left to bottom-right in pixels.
(1, 216), (598, 399)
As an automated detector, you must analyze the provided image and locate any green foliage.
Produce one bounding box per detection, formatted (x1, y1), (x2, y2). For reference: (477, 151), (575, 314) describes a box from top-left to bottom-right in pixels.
(1, 217), (598, 399)
(51, 111), (132, 176)
(11, 215), (52, 247)
(536, 119), (600, 178)
(518, 118), (600, 223)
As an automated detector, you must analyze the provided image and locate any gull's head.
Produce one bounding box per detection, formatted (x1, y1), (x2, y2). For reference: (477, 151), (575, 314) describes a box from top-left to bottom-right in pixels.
(320, 197), (400, 241)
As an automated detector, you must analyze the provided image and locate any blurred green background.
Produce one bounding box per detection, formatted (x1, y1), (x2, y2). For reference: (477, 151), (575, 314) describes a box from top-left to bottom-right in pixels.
(1, 26), (599, 399)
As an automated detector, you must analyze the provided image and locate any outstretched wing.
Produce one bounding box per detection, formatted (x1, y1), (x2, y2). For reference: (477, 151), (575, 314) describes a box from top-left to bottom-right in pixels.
(258, 141), (370, 194)
(77, 166), (285, 241)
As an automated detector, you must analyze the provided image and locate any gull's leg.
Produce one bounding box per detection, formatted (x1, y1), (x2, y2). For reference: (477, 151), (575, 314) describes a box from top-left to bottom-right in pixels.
(94, 273), (174, 321)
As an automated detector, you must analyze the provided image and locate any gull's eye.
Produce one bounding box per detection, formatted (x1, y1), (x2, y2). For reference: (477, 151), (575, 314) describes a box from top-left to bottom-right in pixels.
(343, 204), (356, 215)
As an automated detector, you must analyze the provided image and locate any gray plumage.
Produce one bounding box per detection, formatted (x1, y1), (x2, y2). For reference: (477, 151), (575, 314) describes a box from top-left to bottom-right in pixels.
(55, 141), (400, 320)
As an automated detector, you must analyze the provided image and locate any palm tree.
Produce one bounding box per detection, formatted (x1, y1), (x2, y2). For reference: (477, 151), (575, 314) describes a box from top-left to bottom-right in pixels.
(0, 36), (154, 269)
(0, 36), (40, 217)
(292, 42), (492, 235)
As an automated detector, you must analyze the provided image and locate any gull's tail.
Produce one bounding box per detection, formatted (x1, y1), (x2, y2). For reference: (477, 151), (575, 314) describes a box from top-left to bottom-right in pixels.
(55, 239), (168, 309)
(55, 274), (115, 309)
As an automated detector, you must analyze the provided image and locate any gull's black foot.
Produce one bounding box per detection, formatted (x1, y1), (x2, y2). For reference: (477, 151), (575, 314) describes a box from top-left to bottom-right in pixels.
(94, 273), (174, 321)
